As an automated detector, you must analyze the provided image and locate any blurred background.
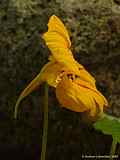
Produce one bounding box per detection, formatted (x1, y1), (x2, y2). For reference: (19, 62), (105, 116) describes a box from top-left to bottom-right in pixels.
(0, 0), (120, 159)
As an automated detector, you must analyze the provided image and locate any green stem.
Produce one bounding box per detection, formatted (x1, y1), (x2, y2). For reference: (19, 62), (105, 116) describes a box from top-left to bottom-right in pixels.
(109, 137), (117, 160)
(40, 83), (49, 160)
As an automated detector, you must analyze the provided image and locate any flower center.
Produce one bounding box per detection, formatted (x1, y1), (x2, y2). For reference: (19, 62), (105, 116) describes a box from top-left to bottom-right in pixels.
(55, 70), (65, 85)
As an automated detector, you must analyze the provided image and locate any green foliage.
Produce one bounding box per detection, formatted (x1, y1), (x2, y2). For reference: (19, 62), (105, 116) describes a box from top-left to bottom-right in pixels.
(94, 113), (120, 143)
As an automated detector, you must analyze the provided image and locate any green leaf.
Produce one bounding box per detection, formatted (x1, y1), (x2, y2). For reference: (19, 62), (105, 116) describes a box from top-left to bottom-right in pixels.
(94, 113), (120, 143)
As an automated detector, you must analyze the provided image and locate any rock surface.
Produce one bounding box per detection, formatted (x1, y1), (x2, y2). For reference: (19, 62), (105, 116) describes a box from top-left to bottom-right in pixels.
(0, 0), (120, 159)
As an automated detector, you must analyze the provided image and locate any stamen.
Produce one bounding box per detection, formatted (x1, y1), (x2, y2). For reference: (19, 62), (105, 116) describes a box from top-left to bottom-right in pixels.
(75, 75), (80, 78)
(67, 73), (74, 81)
(55, 70), (65, 85)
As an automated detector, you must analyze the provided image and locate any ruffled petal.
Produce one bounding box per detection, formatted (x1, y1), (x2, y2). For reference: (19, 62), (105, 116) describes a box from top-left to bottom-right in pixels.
(56, 74), (108, 117)
(43, 31), (69, 49)
(42, 15), (80, 73)
(75, 61), (96, 87)
(56, 75), (93, 112)
(47, 15), (71, 48)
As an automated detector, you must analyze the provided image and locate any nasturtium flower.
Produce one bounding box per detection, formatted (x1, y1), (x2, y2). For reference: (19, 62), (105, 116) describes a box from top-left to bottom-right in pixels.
(56, 73), (108, 117)
(43, 15), (80, 74)
(14, 15), (108, 119)
(42, 15), (96, 87)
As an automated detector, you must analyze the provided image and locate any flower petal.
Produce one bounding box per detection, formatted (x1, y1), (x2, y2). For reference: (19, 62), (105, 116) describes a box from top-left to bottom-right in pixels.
(56, 74), (108, 117)
(52, 49), (80, 73)
(47, 15), (71, 48)
(42, 15), (80, 72)
(74, 77), (108, 109)
(43, 29), (78, 71)
(40, 61), (68, 87)
(75, 61), (96, 87)
(56, 75), (94, 112)
(43, 31), (69, 49)
(14, 61), (72, 118)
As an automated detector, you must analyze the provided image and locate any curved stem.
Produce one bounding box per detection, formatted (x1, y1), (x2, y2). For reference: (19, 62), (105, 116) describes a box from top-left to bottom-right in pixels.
(109, 137), (117, 160)
(40, 83), (49, 160)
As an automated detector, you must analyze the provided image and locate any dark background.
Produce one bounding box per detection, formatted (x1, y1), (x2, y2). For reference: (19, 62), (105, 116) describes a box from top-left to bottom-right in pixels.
(0, 0), (120, 159)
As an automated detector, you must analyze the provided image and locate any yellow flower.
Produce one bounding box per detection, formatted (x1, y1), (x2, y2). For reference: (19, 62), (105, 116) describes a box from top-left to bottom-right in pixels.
(14, 15), (108, 119)
(43, 15), (80, 74)
(43, 15), (96, 87)
(14, 61), (69, 118)
(56, 73), (108, 117)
